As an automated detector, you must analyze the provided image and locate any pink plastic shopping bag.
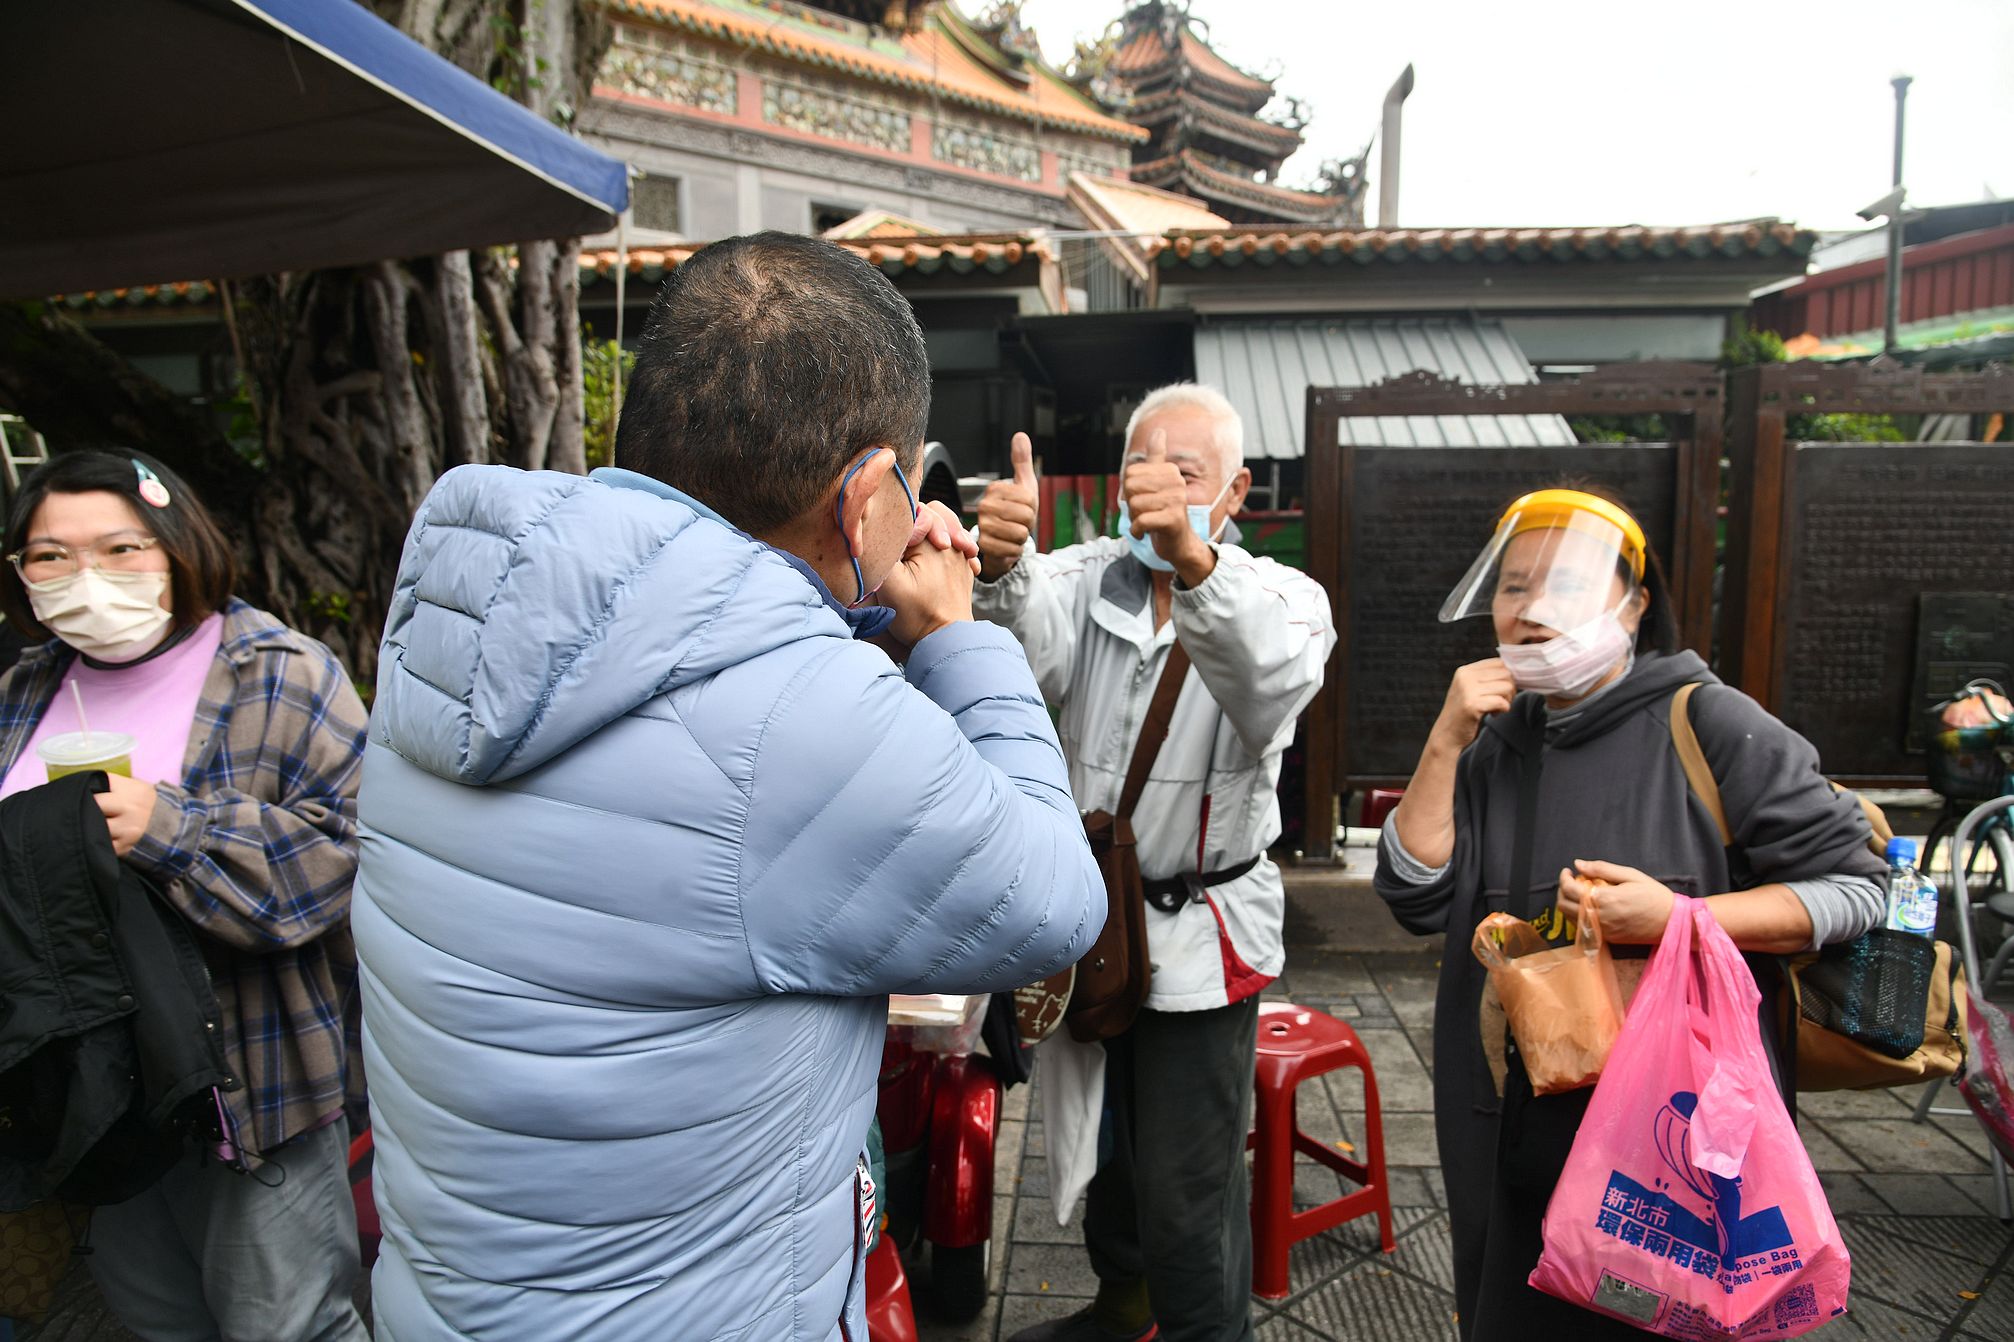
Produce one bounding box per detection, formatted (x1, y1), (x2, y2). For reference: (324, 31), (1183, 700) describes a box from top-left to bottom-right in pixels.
(1961, 983), (2014, 1166)
(1529, 898), (1851, 1338)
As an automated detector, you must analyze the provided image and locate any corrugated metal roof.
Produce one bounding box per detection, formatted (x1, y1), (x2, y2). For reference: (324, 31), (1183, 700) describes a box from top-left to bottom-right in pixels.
(1194, 318), (1577, 459)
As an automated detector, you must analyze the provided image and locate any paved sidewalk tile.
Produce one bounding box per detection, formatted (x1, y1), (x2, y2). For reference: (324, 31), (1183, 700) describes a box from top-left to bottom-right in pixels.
(1290, 1252), (1460, 1342)
(39, 949), (2014, 1342)
(924, 946), (2014, 1342)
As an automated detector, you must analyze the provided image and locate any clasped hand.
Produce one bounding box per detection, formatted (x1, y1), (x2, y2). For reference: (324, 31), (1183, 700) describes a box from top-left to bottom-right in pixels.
(874, 500), (980, 650)
(1556, 859), (1675, 944)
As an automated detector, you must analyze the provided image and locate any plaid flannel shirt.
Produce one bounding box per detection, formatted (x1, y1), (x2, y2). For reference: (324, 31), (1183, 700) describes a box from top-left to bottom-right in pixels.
(0, 599), (368, 1156)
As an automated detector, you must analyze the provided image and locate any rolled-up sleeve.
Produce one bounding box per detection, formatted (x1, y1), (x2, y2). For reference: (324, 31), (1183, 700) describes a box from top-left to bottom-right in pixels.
(1787, 874), (1889, 950)
(1381, 812), (1450, 886)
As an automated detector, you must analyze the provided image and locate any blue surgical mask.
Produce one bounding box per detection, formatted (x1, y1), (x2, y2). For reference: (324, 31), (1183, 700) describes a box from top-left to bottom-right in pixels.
(836, 449), (917, 607)
(1117, 473), (1237, 573)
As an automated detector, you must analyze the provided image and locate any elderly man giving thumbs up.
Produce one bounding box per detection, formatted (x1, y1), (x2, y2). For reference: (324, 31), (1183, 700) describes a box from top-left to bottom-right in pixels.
(973, 385), (1336, 1342)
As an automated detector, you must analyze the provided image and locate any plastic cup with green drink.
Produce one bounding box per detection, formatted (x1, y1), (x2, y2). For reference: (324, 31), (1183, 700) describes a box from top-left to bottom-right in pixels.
(38, 731), (137, 781)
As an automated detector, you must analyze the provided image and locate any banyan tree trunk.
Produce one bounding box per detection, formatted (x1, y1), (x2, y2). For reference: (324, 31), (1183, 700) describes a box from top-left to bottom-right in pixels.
(0, 0), (606, 685)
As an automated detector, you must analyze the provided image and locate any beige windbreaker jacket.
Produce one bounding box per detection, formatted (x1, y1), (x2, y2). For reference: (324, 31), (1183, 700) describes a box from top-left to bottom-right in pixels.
(973, 533), (1334, 1010)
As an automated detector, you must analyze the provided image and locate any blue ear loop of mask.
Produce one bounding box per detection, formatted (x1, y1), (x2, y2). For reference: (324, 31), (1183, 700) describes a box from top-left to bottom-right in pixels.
(835, 449), (918, 607)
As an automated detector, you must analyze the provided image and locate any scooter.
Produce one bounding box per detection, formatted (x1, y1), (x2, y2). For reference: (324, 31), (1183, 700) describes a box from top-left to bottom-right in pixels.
(877, 994), (1000, 1322)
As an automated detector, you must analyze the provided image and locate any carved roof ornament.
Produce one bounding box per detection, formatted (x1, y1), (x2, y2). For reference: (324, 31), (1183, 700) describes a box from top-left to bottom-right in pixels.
(1311, 138), (1372, 218)
(1064, 27), (1134, 112)
(972, 0), (1042, 64)
(1106, 0), (1363, 226)
(1267, 95), (1310, 133)
(878, 0), (923, 32)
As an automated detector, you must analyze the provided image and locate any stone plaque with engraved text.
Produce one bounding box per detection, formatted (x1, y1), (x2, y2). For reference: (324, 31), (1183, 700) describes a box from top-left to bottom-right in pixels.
(1778, 444), (2014, 776)
(1341, 445), (1678, 781)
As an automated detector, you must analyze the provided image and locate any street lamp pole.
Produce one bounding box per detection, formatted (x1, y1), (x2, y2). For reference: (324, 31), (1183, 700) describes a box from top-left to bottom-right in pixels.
(1884, 76), (1911, 356)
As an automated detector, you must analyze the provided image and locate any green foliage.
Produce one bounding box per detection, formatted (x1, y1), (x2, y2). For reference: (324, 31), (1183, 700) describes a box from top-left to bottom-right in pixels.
(219, 375), (266, 468)
(1717, 325), (1904, 441)
(582, 324), (635, 472)
(488, 4), (549, 104)
(1721, 327), (1788, 367)
(1793, 413), (1907, 443)
(1568, 414), (1670, 443)
(306, 590), (354, 626)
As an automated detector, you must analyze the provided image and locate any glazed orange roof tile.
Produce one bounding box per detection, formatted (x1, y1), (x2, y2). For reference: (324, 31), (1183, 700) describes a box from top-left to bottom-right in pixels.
(605, 0), (1146, 142)
(1142, 221), (1818, 268)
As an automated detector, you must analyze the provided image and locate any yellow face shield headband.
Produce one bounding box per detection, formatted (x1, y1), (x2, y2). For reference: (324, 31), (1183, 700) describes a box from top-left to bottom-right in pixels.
(1500, 490), (1647, 583)
(1438, 489), (1649, 625)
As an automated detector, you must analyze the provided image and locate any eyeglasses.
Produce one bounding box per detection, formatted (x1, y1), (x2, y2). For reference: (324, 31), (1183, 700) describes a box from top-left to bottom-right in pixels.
(8, 531), (162, 584)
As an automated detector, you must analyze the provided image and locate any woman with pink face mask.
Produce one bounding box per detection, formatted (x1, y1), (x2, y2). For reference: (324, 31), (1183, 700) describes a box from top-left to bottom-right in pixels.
(1373, 488), (1886, 1342)
(0, 450), (369, 1341)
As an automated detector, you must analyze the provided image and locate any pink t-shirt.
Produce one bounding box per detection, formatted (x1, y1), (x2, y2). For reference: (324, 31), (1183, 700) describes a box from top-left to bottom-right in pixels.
(0, 614), (226, 799)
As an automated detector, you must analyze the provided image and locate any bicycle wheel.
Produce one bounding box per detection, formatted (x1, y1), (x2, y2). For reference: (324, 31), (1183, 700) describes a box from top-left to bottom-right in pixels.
(1976, 820), (2014, 989)
(1925, 808), (2011, 947)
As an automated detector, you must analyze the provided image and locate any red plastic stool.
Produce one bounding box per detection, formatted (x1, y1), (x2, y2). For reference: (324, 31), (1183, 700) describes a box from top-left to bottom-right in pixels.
(1247, 1001), (1396, 1299)
(1360, 787), (1406, 830)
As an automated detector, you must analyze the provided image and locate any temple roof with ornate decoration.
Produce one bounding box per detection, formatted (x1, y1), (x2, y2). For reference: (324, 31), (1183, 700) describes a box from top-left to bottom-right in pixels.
(584, 2), (1147, 237)
(1088, 1), (1363, 229)
(602, 0), (1146, 142)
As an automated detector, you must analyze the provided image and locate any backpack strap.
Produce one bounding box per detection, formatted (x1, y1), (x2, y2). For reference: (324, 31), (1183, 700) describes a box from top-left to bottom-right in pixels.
(1669, 682), (1733, 847)
(1670, 683), (1891, 857)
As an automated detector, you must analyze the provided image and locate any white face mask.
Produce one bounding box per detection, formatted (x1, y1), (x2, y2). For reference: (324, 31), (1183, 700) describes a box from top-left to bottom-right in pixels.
(27, 567), (174, 662)
(1497, 605), (1634, 700)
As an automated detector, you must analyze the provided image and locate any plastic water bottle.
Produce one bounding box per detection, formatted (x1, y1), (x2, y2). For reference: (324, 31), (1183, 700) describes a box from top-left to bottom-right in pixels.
(1885, 838), (1938, 937)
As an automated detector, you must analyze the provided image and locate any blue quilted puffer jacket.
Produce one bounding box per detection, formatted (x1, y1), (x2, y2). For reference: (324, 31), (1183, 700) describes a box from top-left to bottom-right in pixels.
(354, 465), (1102, 1341)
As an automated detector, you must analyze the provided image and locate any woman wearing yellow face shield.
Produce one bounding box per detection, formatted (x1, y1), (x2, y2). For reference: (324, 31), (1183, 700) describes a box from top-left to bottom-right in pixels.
(1371, 489), (1889, 1341)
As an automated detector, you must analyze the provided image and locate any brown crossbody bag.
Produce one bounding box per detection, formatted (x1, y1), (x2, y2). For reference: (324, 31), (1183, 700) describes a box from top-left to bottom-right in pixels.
(1013, 642), (1191, 1046)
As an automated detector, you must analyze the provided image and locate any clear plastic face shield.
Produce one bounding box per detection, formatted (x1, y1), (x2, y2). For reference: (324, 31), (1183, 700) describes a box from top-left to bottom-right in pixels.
(1439, 491), (1647, 636)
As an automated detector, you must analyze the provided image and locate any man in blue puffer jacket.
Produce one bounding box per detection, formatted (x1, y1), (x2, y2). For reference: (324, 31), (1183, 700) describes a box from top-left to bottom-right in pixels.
(353, 232), (1104, 1341)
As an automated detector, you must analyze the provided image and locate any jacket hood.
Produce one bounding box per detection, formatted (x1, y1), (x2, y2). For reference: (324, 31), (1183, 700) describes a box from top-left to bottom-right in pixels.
(1487, 649), (1713, 756)
(372, 465), (844, 786)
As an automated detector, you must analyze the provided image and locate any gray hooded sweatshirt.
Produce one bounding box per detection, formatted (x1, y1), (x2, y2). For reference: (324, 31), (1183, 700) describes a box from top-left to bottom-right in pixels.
(1373, 650), (1885, 1340)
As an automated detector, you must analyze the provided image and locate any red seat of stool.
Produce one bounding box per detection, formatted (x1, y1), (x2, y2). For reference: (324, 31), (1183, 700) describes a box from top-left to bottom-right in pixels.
(1257, 1002), (1365, 1061)
(1360, 787), (1406, 831)
(1248, 1001), (1396, 1300)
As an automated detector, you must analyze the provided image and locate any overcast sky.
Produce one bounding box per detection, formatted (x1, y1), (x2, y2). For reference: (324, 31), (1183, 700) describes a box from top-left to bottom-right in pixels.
(1013, 0), (2014, 233)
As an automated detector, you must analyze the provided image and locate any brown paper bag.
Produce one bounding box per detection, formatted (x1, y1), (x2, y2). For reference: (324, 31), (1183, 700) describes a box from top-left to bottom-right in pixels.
(1472, 905), (1627, 1096)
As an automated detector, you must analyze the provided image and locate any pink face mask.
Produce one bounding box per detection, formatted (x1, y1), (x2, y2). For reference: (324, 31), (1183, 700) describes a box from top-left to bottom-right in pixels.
(1497, 606), (1633, 700)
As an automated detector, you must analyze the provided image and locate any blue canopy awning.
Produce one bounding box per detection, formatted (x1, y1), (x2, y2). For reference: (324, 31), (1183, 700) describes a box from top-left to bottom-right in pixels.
(0, 0), (630, 300)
